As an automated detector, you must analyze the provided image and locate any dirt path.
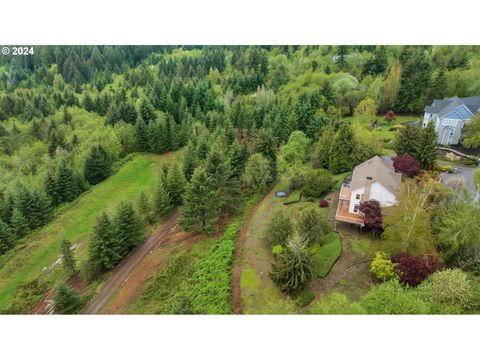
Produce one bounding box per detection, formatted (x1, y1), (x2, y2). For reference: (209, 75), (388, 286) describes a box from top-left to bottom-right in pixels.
(231, 198), (265, 315)
(83, 211), (180, 314)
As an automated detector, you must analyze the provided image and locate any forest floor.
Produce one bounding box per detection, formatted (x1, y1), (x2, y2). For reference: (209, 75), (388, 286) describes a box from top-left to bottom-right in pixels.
(0, 151), (179, 313)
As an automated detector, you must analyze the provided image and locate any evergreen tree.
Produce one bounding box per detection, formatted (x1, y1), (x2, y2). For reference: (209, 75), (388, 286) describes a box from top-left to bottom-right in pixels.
(88, 212), (119, 275)
(329, 123), (358, 174)
(312, 125), (335, 169)
(84, 145), (112, 185)
(179, 167), (219, 233)
(363, 46), (388, 75)
(393, 124), (421, 159)
(61, 239), (76, 274)
(16, 187), (52, 230)
(254, 129), (278, 181)
(154, 176), (173, 218)
(416, 121), (438, 170)
(229, 141), (247, 179)
(137, 190), (153, 224)
(205, 142), (240, 213)
(138, 97), (156, 123)
(56, 160), (78, 203)
(427, 65), (447, 102)
(135, 116), (149, 152)
(53, 281), (83, 314)
(113, 201), (145, 259)
(0, 220), (14, 255)
(10, 208), (29, 239)
(397, 47), (432, 112)
(182, 142), (197, 181)
(62, 106), (72, 124)
(166, 162), (186, 207)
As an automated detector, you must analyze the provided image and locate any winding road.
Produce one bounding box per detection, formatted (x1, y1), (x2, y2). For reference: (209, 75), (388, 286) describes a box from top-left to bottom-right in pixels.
(83, 211), (180, 314)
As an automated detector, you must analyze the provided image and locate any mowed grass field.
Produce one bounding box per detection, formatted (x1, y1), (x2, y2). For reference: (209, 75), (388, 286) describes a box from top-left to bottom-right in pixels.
(0, 151), (178, 312)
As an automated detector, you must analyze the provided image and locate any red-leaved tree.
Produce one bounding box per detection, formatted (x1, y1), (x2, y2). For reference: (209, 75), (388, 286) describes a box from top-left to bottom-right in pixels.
(359, 200), (383, 235)
(392, 252), (443, 286)
(319, 199), (329, 208)
(384, 110), (396, 123)
(392, 154), (421, 178)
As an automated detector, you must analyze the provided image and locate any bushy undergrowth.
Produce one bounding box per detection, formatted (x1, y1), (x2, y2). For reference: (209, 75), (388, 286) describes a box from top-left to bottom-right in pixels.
(132, 221), (241, 314)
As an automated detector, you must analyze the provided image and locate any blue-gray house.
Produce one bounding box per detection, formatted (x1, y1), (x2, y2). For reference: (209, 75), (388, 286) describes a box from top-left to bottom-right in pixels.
(423, 96), (480, 145)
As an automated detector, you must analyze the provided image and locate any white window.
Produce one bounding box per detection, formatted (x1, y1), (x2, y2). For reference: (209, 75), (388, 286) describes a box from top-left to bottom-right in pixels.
(355, 194), (361, 200)
(353, 204), (359, 213)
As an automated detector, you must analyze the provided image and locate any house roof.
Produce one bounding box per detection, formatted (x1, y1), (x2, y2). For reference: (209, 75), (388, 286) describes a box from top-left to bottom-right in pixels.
(424, 96), (480, 118)
(350, 156), (401, 194)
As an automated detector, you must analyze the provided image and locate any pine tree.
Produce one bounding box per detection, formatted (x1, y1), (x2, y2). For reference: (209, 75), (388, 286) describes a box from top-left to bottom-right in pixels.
(137, 190), (153, 224)
(0, 220), (14, 255)
(10, 208), (29, 239)
(154, 176), (173, 218)
(138, 97), (156, 123)
(179, 167), (219, 233)
(135, 116), (149, 152)
(56, 160), (77, 203)
(254, 129), (278, 181)
(416, 121), (438, 170)
(205, 142), (240, 213)
(84, 145), (112, 185)
(397, 47), (432, 113)
(61, 238), (76, 274)
(53, 281), (83, 314)
(113, 201), (145, 258)
(329, 123), (358, 174)
(88, 212), (119, 275)
(166, 162), (186, 207)
(393, 124), (420, 159)
(229, 141), (247, 179)
(62, 106), (72, 124)
(182, 142), (197, 181)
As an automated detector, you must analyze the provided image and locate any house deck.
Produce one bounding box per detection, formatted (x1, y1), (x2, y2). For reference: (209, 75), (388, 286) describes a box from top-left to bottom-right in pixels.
(335, 196), (364, 226)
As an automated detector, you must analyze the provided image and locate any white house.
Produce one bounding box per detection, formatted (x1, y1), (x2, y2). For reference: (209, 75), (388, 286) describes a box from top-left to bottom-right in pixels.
(423, 96), (480, 145)
(335, 156), (401, 227)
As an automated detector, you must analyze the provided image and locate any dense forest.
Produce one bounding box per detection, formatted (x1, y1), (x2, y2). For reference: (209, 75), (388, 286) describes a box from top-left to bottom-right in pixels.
(0, 45), (479, 314)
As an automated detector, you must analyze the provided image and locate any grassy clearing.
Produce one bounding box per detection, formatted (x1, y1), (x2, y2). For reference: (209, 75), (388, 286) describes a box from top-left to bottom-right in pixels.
(0, 152), (178, 312)
(311, 232), (342, 278)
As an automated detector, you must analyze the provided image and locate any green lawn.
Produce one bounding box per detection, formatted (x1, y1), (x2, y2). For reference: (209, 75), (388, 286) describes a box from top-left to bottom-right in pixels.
(311, 232), (342, 278)
(283, 189), (302, 205)
(0, 152), (178, 312)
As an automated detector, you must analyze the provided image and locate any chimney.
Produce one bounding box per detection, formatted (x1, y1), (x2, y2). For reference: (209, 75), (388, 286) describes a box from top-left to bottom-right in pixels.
(361, 176), (373, 202)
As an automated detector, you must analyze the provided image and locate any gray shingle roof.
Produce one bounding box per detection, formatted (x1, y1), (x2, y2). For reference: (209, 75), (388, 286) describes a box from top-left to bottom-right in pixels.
(350, 156), (401, 194)
(424, 96), (480, 118)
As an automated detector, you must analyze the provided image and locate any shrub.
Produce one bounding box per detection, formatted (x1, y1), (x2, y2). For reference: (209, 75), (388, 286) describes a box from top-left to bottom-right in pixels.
(370, 251), (399, 282)
(308, 292), (366, 314)
(384, 110), (397, 123)
(392, 252), (442, 286)
(417, 269), (474, 310)
(311, 232), (342, 278)
(295, 289), (316, 307)
(272, 245), (284, 256)
(445, 152), (461, 162)
(359, 200), (383, 234)
(270, 234), (314, 293)
(360, 280), (431, 314)
(297, 205), (332, 244)
(319, 199), (329, 208)
(303, 168), (335, 198)
(392, 154), (421, 178)
(392, 124), (405, 131)
(264, 209), (294, 246)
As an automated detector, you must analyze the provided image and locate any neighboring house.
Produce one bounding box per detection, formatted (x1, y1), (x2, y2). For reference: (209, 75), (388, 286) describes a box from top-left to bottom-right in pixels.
(335, 156), (401, 227)
(423, 96), (480, 145)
